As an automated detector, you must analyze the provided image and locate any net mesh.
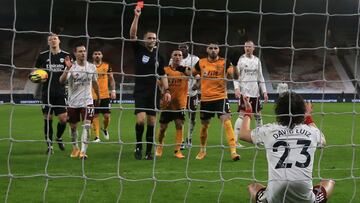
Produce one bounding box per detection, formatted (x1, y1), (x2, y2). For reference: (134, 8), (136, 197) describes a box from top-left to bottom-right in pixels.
(0, 0), (359, 202)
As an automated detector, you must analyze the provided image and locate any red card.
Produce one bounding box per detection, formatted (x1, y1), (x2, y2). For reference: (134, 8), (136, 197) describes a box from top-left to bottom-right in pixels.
(136, 1), (144, 9)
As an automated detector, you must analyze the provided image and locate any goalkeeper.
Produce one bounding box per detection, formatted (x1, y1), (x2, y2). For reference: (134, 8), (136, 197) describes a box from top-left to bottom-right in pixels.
(240, 92), (335, 203)
(35, 33), (70, 154)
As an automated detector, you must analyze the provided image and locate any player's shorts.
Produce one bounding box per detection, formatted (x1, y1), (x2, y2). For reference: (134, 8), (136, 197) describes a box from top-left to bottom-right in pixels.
(134, 93), (160, 116)
(67, 105), (94, 123)
(94, 98), (111, 114)
(237, 95), (263, 113)
(200, 99), (231, 120)
(159, 110), (186, 124)
(41, 96), (67, 116)
(255, 186), (328, 203)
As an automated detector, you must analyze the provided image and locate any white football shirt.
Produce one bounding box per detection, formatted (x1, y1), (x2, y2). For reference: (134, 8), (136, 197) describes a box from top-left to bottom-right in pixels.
(67, 61), (98, 108)
(251, 123), (323, 203)
(169, 54), (199, 97)
(277, 82), (289, 95)
(233, 54), (266, 97)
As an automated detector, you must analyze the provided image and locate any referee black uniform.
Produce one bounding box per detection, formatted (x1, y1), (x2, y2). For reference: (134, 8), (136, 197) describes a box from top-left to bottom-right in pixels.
(131, 41), (165, 159)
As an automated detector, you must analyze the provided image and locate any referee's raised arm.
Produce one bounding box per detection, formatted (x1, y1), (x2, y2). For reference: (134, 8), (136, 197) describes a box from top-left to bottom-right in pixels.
(130, 9), (141, 40)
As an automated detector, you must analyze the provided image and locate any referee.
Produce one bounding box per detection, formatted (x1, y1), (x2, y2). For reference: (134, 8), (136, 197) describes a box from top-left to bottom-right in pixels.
(130, 8), (171, 160)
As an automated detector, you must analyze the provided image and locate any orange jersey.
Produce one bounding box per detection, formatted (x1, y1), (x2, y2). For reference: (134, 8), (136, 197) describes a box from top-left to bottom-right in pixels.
(92, 62), (112, 99)
(195, 57), (231, 102)
(164, 66), (188, 110)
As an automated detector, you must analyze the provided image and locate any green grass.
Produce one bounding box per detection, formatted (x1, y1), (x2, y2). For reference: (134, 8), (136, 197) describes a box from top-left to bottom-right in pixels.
(0, 102), (360, 202)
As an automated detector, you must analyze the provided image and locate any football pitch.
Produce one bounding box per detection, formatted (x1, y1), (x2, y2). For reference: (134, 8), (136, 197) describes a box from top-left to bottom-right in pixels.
(0, 102), (359, 203)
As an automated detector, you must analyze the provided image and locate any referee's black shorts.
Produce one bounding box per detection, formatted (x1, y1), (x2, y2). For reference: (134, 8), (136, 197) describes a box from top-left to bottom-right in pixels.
(134, 93), (160, 116)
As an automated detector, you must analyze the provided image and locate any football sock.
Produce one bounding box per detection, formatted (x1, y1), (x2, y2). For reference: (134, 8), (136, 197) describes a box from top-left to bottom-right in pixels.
(255, 114), (263, 127)
(234, 116), (243, 143)
(146, 125), (154, 154)
(71, 128), (79, 147)
(56, 122), (66, 139)
(103, 116), (110, 130)
(175, 128), (183, 151)
(189, 114), (195, 141)
(92, 116), (100, 137)
(44, 119), (53, 146)
(199, 123), (209, 152)
(224, 120), (237, 154)
(158, 127), (165, 144)
(81, 123), (90, 153)
(135, 123), (144, 149)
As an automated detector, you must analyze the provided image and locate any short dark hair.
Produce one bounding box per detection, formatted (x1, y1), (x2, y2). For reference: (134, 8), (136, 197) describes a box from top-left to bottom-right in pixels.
(143, 31), (156, 39)
(73, 42), (86, 52)
(275, 92), (306, 129)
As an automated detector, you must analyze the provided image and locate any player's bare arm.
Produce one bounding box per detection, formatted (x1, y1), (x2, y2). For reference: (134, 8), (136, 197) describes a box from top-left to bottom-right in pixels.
(305, 101), (327, 146)
(130, 9), (141, 40)
(160, 76), (171, 103)
(59, 56), (72, 84)
(109, 72), (116, 99)
(92, 80), (101, 105)
(239, 96), (253, 143)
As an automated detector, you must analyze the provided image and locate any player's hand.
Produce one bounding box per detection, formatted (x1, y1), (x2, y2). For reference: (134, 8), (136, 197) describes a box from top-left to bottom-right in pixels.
(64, 56), (72, 70)
(263, 92), (268, 103)
(305, 101), (313, 116)
(243, 96), (253, 118)
(163, 92), (171, 103)
(95, 99), (101, 106)
(134, 8), (141, 17)
(243, 96), (252, 112)
(234, 88), (241, 99)
(110, 91), (116, 99)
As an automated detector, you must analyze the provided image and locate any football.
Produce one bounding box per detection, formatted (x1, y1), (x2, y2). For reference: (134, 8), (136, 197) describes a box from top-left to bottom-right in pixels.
(29, 69), (48, 83)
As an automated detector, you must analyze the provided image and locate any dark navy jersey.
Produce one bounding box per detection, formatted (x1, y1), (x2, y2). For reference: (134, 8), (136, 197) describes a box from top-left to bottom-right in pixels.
(132, 41), (165, 96)
(35, 50), (70, 98)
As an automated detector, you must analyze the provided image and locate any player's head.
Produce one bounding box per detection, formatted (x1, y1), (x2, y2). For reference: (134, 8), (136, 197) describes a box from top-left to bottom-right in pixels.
(143, 31), (157, 49)
(73, 43), (87, 62)
(244, 40), (255, 56)
(275, 92), (306, 128)
(47, 33), (60, 49)
(171, 50), (183, 66)
(178, 44), (189, 57)
(206, 43), (219, 60)
(92, 50), (103, 63)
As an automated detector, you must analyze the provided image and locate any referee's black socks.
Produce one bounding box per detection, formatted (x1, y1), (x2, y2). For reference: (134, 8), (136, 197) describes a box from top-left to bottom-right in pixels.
(146, 125), (154, 155)
(135, 123), (144, 149)
(44, 119), (53, 146)
(56, 122), (66, 139)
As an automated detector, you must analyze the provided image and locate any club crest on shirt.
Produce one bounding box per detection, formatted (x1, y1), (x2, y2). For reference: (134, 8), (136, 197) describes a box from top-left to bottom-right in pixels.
(60, 58), (64, 63)
(142, 55), (150, 64)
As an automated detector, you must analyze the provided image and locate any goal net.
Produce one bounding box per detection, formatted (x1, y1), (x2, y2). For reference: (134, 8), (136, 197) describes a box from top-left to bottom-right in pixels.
(0, 0), (359, 202)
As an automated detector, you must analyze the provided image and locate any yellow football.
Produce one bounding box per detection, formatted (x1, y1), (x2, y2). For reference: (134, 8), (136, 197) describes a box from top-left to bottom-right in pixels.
(29, 69), (48, 83)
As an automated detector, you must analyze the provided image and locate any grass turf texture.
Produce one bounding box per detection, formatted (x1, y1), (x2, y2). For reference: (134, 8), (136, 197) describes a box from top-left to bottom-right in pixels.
(0, 102), (359, 202)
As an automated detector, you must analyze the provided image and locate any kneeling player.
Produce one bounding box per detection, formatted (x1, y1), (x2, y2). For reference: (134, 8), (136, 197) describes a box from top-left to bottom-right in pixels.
(240, 92), (334, 203)
(156, 50), (191, 159)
